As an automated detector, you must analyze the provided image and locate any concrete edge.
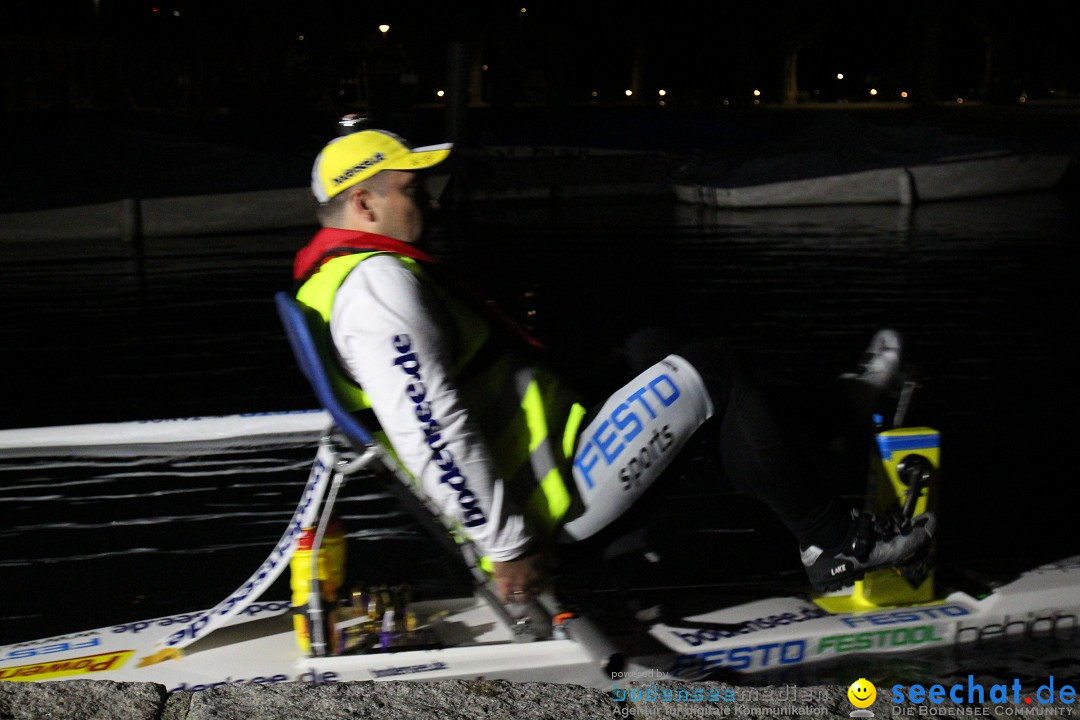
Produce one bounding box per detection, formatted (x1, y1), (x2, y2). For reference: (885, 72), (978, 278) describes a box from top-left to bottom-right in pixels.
(3, 678), (1077, 720)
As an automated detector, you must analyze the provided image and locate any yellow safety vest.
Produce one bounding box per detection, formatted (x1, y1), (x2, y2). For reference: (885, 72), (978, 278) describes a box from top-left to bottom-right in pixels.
(295, 251), (585, 537)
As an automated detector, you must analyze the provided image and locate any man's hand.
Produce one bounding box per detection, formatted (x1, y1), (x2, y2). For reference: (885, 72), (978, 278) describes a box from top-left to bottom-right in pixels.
(492, 552), (550, 604)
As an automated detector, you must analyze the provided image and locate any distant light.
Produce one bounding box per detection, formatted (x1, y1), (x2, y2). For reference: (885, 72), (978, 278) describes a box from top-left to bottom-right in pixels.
(152, 6), (159, 12)
(956, 97), (964, 104)
(436, 90), (445, 98)
(658, 89), (666, 96)
(624, 89), (632, 97)
(1019, 93), (1028, 103)
(378, 24), (390, 33)
(298, 35), (305, 41)
(869, 88), (877, 96)
(520, 7), (527, 13)
(482, 64), (489, 71)
(659, 100), (666, 106)
(753, 89), (761, 96)
(900, 91), (908, 99)
(172, 9), (180, 16)
(591, 91), (597, 98)
(836, 73), (844, 80)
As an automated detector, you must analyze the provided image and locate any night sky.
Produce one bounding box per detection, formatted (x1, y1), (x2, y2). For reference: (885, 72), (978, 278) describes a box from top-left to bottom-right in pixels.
(3, 2), (1078, 115)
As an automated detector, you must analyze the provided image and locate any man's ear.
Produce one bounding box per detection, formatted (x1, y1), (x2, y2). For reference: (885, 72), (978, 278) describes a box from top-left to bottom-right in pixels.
(349, 187), (375, 221)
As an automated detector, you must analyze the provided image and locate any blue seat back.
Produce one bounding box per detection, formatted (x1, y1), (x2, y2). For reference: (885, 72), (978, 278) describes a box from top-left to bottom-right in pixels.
(274, 291), (377, 447)
(276, 290), (485, 575)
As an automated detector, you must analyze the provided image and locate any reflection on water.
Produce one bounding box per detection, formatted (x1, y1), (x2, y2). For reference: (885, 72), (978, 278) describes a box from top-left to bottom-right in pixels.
(1, 190), (1078, 680)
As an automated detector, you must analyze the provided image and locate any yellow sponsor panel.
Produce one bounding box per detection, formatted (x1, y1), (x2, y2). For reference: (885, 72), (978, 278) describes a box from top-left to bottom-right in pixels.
(814, 427), (940, 613)
(0, 650), (134, 682)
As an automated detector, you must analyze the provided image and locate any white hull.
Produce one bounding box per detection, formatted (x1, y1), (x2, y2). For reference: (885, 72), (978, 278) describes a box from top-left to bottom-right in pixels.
(4, 415), (1079, 691)
(674, 152), (1073, 208)
(4, 555), (1079, 690)
(0, 596), (613, 690)
(640, 555), (1080, 678)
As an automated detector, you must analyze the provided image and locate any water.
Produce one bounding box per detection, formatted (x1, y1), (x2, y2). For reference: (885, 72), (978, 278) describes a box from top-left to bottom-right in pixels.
(2, 187), (1079, 686)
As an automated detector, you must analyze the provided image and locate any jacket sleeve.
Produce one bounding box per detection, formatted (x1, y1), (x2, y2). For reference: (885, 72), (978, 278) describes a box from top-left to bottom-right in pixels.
(329, 254), (534, 562)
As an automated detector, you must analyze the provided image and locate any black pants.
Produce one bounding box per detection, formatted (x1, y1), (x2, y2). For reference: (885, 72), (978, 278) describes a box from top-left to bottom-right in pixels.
(599, 327), (875, 550)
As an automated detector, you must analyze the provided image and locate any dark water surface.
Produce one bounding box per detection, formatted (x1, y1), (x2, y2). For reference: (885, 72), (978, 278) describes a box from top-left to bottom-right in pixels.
(2, 187), (1079, 685)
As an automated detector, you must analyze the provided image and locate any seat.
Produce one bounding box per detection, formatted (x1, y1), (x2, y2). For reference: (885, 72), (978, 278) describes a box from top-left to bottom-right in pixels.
(274, 291), (379, 451)
(274, 291), (474, 557)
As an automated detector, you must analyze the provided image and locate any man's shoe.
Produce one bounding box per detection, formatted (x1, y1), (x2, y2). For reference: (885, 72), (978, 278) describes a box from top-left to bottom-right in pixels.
(839, 329), (903, 393)
(800, 509), (936, 592)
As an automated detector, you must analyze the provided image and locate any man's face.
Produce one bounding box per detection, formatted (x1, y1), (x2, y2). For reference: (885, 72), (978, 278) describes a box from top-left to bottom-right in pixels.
(373, 170), (426, 244)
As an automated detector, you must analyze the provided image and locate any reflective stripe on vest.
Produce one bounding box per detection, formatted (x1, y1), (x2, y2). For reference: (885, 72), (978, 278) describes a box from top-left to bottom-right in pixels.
(294, 251), (582, 534)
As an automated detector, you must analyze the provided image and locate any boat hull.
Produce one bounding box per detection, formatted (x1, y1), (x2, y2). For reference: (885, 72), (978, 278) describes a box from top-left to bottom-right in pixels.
(0, 596), (613, 690)
(675, 153), (1074, 208)
(5, 556), (1079, 690)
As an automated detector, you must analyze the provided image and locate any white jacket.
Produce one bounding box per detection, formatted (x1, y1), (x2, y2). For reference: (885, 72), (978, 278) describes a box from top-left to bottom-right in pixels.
(330, 254), (533, 561)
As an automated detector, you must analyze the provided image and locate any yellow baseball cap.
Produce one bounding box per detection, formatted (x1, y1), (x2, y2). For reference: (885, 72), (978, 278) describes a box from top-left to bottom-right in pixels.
(310, 129), (452, 203)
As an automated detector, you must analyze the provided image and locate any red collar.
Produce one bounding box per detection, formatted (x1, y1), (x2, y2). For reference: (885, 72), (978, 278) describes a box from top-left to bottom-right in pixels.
(293, 228), (545, 352)
(293, 228), (435, 282)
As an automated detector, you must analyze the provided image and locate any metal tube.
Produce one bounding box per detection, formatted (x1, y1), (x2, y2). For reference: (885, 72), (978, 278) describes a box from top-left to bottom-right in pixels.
(307, 468), (346, 657)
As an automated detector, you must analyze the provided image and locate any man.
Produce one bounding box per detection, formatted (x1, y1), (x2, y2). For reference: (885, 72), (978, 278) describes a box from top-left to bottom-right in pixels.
(292, 127), (935, 604)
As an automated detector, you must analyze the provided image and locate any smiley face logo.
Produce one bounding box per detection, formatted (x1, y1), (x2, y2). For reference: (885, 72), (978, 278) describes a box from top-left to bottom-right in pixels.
(848, 678), (877, 708)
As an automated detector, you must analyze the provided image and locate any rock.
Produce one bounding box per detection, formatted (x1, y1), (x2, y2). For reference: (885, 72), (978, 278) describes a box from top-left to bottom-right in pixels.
(4, 679), (1077, 720)
(0, 679), (166, 720)
(184, 679), (615, 720)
